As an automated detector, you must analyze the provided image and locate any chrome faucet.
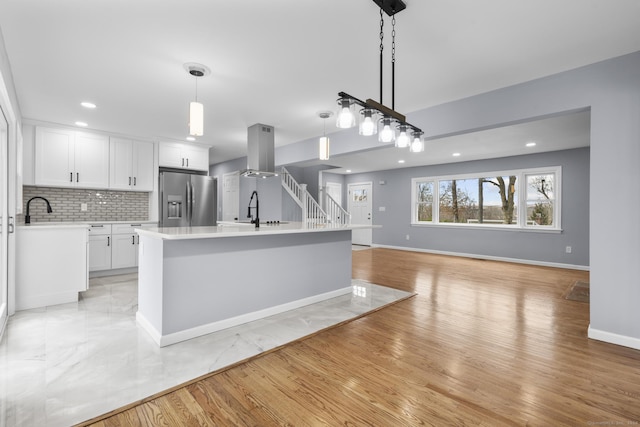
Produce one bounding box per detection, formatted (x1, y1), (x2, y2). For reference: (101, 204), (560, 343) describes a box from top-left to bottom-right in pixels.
(247, 190), (259, 228)
(25, 196), (53, 224)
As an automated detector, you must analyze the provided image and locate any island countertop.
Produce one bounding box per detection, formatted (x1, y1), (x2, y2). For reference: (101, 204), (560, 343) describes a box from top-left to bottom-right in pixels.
(135, 222), (377, 240)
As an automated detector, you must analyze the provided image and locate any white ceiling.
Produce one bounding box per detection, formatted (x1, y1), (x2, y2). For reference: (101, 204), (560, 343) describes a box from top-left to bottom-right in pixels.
(1, 1), (639, 171)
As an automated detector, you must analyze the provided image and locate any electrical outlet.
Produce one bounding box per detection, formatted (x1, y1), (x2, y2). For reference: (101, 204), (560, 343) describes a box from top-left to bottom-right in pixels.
(406, 234), (410, 240)
(565, 246), (572, 253)
(81, 203), (88, 212)
(379, 206), (386, 212)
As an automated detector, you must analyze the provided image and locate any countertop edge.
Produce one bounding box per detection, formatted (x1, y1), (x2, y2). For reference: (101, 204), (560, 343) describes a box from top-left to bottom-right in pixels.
(135, 224), (379, 240)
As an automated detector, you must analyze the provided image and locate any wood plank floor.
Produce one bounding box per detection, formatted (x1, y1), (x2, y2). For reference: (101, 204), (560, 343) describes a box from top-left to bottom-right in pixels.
(79, 248), (640, 426)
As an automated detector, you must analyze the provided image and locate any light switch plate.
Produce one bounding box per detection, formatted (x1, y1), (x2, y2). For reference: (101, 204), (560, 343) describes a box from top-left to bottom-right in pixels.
(81, 203), (87, 212)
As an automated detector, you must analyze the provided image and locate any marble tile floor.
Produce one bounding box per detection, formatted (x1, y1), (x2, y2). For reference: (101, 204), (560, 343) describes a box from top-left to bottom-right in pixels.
(0, 273), (413, 427)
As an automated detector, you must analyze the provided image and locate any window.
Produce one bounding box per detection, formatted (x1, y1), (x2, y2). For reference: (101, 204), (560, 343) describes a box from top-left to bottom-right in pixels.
(411, 167), (561, 231)
(415, 181), (433, 222)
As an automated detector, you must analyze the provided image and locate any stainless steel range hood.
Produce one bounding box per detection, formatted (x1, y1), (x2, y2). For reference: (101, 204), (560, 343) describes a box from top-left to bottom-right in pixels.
(241, 123), (278, 177)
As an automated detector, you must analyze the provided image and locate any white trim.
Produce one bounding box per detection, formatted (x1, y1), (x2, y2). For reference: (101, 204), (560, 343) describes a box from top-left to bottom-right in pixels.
(372, 244), (590, 271)
(137, 286), (353, 347)
(588, 326), (640, 351)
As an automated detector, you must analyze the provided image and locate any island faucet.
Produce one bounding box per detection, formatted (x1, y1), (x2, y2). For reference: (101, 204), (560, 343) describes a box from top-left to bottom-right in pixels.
(25, 196), (53, 224)
(247, 190), (259, 228)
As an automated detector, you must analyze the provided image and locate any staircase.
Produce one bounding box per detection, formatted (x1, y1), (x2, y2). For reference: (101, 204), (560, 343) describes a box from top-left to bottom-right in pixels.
(280, 167), (350, 225)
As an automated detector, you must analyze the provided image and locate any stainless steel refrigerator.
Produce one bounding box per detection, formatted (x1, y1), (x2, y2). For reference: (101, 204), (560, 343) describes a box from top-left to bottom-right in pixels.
(159, 171), (217, 227)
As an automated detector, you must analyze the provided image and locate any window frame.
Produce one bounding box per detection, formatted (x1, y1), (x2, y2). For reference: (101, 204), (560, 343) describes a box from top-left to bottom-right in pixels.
(411, 166), (562, 232)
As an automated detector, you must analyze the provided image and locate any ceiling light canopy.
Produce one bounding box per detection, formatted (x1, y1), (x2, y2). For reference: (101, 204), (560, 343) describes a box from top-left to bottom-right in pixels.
(336, 0), (423, 153)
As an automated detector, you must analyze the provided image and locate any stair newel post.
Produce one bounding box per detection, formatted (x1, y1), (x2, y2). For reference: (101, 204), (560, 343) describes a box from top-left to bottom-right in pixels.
(301, 183), (308, 224)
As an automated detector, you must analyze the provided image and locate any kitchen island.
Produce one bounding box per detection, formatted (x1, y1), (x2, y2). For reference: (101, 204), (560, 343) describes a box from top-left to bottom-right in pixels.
(135, 222), (372, 346)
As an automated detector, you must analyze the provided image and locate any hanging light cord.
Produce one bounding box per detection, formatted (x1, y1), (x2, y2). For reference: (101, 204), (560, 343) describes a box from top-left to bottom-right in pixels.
(379, 8), (384, 106)
(195, 76), (198, 102)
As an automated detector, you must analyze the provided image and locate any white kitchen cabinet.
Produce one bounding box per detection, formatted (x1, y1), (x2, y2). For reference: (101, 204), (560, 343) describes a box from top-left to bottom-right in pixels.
(88, 224), (112, 272)
(89, 222), (155, 271)
(35, 127), (110, 189)
(159, 142), (209, 171)
(111, 227), (138, 269)
(16, 224), (89, 310)
(110, 138), (155, 191)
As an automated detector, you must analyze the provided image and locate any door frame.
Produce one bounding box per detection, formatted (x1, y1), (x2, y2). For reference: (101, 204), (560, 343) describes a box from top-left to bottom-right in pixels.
(0, 67), (18, 340)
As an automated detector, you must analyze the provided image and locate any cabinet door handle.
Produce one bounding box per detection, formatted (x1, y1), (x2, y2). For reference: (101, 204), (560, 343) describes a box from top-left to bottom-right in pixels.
(70, 172), (73, 182)
(107, 236), (110, 246)
(76, 172), (79, 182)
(182, 158), (185, 167)
(186, 158), (189, 167)
(132, 235), (135, 245)
(129, 177), (131, 185)
(8, 216), (14, 234)
(134, 177), (136, 186)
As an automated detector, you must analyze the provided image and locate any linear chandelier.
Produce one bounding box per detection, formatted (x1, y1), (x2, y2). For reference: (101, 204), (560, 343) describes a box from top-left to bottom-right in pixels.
(336, 0), (424, 153)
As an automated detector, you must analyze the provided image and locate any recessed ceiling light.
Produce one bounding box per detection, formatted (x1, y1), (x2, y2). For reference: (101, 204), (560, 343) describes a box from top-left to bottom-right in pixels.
(346, 169), (352, 173)
(398, 160), (405, 164)
(81, 102), (96, 109)
(452, 152), (461, 157)
(186, 136), (196, 141)
(75, 121), (88, 127)
(526, 142), (536, 147)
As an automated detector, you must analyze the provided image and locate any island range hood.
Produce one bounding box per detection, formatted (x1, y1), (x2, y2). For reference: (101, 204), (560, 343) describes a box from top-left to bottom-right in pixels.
(241, 123), (278, 177)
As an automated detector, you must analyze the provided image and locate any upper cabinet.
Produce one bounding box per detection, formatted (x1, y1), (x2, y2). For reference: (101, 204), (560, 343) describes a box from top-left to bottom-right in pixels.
(159, 142), (209, 172)
(35, 127), (109, 189)
(110, 138), (155, 192)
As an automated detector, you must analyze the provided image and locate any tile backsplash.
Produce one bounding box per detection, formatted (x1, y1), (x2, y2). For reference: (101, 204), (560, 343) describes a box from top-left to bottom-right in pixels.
(21, 186), (149, 223)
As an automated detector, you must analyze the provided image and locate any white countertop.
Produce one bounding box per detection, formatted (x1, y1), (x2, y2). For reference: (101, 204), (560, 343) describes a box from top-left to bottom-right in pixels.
(136, 222), (377, 240)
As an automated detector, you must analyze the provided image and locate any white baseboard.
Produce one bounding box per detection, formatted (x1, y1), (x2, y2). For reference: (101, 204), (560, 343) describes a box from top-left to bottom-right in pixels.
(137, 286), (353, 347)
(372, 244), (590, 271)
(588, 326), (640, 350)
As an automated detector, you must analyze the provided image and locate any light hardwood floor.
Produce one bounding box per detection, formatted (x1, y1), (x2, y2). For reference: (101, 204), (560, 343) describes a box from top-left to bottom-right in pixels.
(80, 248), (640, 426)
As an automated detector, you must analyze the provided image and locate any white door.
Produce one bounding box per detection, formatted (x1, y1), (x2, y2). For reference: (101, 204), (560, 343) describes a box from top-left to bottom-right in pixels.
(0, 106), (8, 335)
(348, 182), (373, 246)
(222, 171), (240, 221)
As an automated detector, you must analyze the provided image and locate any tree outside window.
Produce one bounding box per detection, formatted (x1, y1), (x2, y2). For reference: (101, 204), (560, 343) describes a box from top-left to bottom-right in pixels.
(526, 174), (555, 226)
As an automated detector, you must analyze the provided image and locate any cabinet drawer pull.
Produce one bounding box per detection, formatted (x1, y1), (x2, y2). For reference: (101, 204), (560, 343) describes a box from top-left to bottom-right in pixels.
(91, 225), (104, 228)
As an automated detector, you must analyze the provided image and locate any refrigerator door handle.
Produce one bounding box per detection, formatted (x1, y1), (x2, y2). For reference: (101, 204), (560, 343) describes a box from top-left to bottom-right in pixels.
(187, 180), (193, 224)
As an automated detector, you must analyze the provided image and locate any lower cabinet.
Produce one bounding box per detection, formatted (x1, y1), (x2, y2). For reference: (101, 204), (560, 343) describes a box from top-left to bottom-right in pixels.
(88, 222), (155, 272)
(111, 224), (141, 269)
(88, 225), (112, 271)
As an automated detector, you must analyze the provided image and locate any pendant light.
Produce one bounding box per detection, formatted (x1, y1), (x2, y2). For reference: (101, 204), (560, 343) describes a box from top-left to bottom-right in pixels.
(318, 111), (333, 160)
(184, 63), (210, 137)
(337, 0), (423, 152)
(410, 130), (424, 153)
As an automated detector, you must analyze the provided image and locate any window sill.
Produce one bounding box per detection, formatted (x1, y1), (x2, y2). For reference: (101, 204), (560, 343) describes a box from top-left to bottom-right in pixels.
(410, 222), (563, 234)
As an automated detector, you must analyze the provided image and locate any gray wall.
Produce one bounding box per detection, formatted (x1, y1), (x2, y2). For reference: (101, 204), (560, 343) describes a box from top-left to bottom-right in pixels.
(212, 51), (640, 349)
(338, 147), (590, 267)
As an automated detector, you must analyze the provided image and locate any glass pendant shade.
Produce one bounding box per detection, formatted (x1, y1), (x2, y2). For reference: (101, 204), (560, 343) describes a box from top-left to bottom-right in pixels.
(336, 98), (356, 129)
(319, 136), (330, 160)
(410, 132), (424, 152)
(378, 117), (396, 143)
(189, 101), (204, 136)
(359, 109), (378, 136)
(395, 125), (410, 148)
